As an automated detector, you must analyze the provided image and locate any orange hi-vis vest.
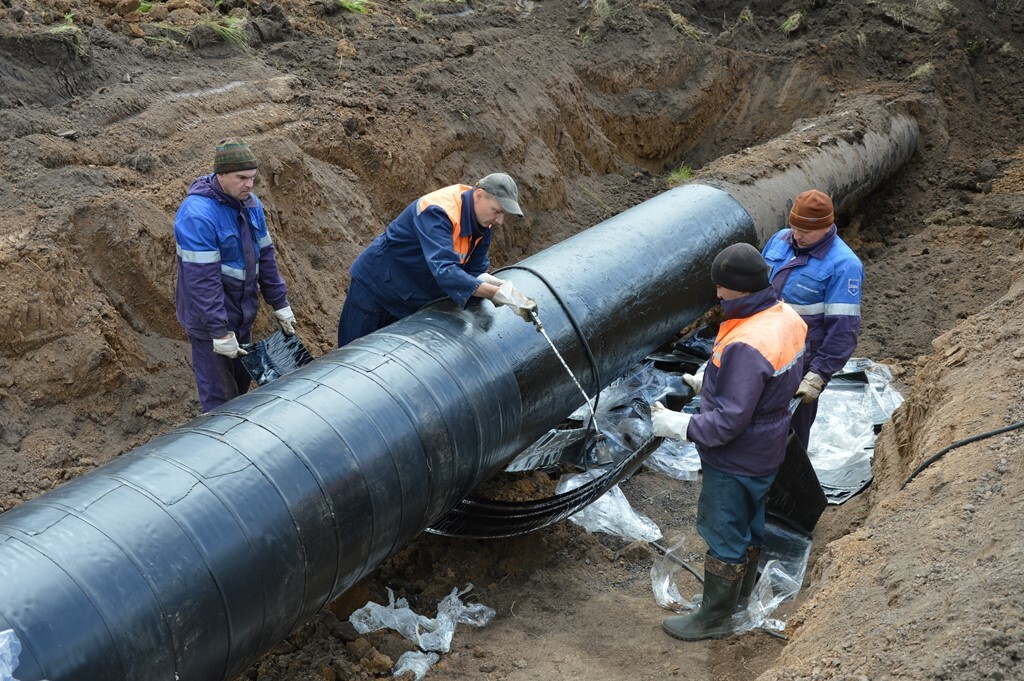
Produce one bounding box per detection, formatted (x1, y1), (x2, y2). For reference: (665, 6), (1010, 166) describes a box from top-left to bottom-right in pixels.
(712, 301), (806, 375)
(416, 184), (481, 264)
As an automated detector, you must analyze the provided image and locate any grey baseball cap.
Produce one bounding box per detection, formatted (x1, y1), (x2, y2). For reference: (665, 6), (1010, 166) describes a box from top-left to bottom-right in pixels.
(477, 173), (524, 216)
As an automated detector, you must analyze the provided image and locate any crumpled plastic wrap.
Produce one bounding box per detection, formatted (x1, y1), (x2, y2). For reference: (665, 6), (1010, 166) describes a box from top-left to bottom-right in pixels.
(557, 470), (662, 542)
(349, 585), (495, 654)
(650, 536), (700, 612)
(0, 629), (20, 681)
(392, 650), (440, 680)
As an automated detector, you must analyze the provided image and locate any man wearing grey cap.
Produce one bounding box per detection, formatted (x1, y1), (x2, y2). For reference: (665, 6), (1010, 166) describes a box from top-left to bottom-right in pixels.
(338, 173), (536, 346)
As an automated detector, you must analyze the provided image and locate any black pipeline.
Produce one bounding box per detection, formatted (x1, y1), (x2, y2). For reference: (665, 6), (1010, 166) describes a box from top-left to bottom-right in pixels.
(0, 96), (917, 681)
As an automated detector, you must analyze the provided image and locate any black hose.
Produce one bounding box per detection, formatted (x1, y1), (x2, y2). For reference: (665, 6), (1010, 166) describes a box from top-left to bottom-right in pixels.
(901, 419), (1024, 490)
(495, 264), (603, 420)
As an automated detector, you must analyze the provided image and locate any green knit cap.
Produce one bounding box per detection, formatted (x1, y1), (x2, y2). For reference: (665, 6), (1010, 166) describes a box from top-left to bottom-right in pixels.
(213, 138), (258, 174)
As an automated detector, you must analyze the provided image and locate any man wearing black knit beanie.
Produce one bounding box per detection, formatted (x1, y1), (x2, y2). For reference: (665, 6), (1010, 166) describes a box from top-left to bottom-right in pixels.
(651, 242), (807, 641)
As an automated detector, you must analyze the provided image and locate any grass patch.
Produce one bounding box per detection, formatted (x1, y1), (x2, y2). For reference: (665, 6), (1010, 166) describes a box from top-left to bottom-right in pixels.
(739, 7), (754, 24)
(200, 13), (249, 49)
(339, 0), (373, 13)
(780, 12), (803, 35)
(592, 0), (613, 19)
(666, 163), (693, 188)
(669, 10), (708, 41)
(907, 62), (933, 80)
(139, 1), (153, 11)
(48, 12), (79, 34)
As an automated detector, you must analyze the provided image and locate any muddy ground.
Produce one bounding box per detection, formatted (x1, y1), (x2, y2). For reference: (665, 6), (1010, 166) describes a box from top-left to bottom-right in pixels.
(1, 0), (1023, 679)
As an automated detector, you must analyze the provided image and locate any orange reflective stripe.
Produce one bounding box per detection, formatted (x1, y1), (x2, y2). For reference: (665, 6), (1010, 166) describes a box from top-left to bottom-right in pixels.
(417, 184), (476, 263)
(712, 302), (807, 371)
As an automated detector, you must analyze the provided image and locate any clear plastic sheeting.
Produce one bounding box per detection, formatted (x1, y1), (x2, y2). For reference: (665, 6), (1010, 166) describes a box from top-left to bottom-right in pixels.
(644, 438), (701, 481)
(651, 521), (811, 634)
(650, 536), (701, 612)
(507, 361), (691, 473)
(349, 585), (495, 654)
(392, 651), (440, 681)
(808, 358), (904, 503)
(557, 470), (662, 542)
(0, 629), (20, 681)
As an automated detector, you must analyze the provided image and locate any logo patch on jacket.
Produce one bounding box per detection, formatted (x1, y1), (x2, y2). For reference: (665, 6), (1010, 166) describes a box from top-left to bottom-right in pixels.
(848, 279), (861, 296)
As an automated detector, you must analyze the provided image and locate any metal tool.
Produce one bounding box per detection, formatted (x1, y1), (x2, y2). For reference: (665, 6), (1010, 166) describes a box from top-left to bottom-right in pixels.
(530, 310), (599, 431)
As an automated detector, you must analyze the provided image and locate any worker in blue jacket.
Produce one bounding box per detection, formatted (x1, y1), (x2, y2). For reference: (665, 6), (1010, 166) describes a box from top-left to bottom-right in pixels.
(651, 243), (807, 641)
(761, 189), (864, 450)
(174, 139), (296, 412)
(337, 173), (537, 346)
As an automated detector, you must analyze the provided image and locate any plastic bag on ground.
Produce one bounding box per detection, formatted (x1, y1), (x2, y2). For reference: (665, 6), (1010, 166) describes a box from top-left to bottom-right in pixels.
(349, 585), (495, 654)
(392, 651), (440, 680)
(643, 438), (701, 481)
(650, 536), (701, 612)
(732, 559), (803, 633)
(0, 629), (21, 681)
(557, 470), (662, 542)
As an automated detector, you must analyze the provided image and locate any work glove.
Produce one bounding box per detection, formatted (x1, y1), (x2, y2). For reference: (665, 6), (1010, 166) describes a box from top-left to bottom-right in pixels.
(477, 272), (507, 287)
(273, 306), (296, 336)
(492, 280), (538, 322)
(213, 332), (248, 359)
(682, 367), (704, 395)
(795, 371), (826, 404)
(651, 401), (692, 441)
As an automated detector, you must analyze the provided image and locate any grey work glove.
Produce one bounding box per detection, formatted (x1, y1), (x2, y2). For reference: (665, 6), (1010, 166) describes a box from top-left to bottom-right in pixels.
(477, 272), (507, 287)
(273, 305), (296, 336)
(213, 332), (248, 359)
(492, 280), (538, 322)
(795, 371), (826, 404)
(651, 401), (692, 441)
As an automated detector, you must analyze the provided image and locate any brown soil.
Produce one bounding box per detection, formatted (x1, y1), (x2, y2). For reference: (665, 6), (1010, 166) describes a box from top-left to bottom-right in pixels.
(2, 0), (1023, 680)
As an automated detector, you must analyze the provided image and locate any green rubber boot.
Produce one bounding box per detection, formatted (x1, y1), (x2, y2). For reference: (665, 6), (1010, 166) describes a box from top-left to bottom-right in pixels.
(736, 546), (762, 611)
(663, 553), (745, 641)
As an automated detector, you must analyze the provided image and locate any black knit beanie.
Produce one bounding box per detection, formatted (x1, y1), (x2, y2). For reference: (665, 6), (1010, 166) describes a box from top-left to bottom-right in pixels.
(710, 242), (770, 292)
(213, 138), (258, 174)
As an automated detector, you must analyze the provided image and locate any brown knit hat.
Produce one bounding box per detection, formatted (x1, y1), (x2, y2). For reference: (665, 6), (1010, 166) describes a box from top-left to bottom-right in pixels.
(789, 189), (834, 230)
(213, 138), (258, 174)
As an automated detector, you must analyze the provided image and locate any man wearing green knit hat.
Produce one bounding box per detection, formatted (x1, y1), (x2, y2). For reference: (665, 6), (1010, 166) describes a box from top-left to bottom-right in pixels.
(173, 138), (297, 411)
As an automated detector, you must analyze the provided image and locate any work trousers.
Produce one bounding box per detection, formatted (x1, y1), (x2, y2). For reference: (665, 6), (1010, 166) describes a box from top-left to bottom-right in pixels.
(696, 462), (777, 565)
(189, 330), (252, 412)
(337, 278), (400, 347)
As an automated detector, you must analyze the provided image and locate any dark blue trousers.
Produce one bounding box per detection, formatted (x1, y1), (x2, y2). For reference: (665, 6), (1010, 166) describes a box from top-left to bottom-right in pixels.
(696, 462), (777, 565)
(337, 278), (400, 347)
(189, 330), (252, 413)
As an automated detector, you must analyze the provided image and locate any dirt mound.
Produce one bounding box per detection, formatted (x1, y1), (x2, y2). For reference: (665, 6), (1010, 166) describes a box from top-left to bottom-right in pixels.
(2, 0), (1024, 679)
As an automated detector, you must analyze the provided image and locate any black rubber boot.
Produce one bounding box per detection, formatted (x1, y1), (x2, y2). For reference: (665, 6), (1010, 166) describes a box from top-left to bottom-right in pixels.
(663, 553), (745, 641)
(736, 545), (762, 611)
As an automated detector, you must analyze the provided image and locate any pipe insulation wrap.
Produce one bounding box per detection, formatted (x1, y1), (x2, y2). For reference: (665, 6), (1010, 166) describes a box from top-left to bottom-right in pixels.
(0, 99), (918, 681)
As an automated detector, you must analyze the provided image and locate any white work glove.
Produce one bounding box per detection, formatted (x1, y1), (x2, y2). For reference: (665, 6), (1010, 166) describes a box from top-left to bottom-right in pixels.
(492, 280), (538, 322)
(273, 306), (296, 336)
(651, 401), (692, 441)
(682, 371), (702, 395)
(212, 332), (248, 359)
(478, 272), (507, 287)
(795, 371), (826, 404)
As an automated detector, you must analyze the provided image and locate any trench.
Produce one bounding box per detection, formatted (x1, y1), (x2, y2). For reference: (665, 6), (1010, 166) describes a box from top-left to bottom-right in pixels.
(0, 85), (916, 679)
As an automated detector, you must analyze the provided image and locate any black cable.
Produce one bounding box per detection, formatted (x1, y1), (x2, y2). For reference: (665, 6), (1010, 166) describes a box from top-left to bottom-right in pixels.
(495, 264), (603, 419)
(901, 419), (1024, 490)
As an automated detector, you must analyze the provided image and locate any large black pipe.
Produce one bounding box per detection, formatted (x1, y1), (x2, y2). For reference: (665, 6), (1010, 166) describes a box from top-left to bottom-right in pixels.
(0, 96), (917, 681)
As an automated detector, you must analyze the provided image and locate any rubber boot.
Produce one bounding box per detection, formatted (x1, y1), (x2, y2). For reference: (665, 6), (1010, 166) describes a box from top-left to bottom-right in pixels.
(663, 553), (745, 641)
(736, 546), (762, 611)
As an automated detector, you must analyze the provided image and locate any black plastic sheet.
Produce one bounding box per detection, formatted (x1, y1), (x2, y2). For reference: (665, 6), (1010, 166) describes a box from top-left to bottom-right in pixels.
(241, 331), (314, 386)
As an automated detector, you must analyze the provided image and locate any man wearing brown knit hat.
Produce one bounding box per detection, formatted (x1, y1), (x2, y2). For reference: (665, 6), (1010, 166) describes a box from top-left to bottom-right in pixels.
(761, 189), (864, 450)
(174, 138), (297, 412)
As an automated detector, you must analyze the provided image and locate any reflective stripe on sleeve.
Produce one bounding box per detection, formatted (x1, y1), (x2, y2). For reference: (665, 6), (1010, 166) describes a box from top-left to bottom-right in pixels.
(258, 234), (273, 249)
(220, 264), (246, 280)
(176, 245), (221, 263)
